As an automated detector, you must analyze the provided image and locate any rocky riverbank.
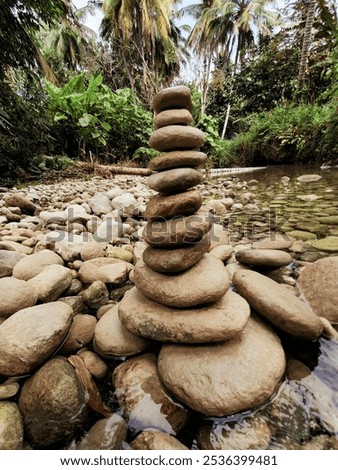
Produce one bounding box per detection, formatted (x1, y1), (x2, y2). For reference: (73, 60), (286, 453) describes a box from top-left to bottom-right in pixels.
(0, 171), (338, 450)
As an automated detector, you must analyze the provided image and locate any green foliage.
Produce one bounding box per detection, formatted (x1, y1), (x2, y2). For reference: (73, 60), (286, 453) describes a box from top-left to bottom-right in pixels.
(45, 72), (153, 160)
(220, 99), (338, 167)
(38, 155), (75, 171)
(0, 81), (53, 185)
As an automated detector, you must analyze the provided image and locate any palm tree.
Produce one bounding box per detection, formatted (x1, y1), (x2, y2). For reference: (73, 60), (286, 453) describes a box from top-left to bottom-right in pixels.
(41, 1), (97, 71)
(297, 0), (319, 89)
(100, 0), (186, 101)
(186, 0), (279, 136)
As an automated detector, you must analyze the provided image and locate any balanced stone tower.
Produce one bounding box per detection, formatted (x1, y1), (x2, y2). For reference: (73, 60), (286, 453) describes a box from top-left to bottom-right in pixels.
(119, 86), (286, 417)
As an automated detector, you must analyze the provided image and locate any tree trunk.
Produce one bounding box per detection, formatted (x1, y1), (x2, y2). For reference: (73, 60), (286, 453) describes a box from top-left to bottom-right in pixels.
(201, 51), (212, 115)
(297, 0), (316, 88)
(221, 43), (240, 139)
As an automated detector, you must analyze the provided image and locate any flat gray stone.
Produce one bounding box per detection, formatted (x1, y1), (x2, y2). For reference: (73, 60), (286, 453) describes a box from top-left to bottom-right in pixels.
(233, 270), (323, 340)
(133, 254), (230, 308)
(145, 190), (202, 219)
(148, 151), (207, 171)
(143, 234), (210, 273)
(149, 125), (205, 152)
(119, 287), (250, 343)
(158, 316), (286, 417)
(148, 168), (203, 194)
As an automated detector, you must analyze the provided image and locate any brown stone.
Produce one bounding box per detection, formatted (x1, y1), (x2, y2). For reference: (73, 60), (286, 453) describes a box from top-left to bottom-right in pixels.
(235, 249), (293, 268)
(4, 193), (37, 214)
(148, 150), (207, 171)
(93, 304), (149, 358)
(148, 168), (203, 194)
(133, 254), (230, 308)
(153, 85), (192, 114)
(113, 353), (189, 434)
(154, 109), (193, 129)
(130, 430), (188, 450)
(0, 277), (38, 317)
(0, 302), (73, 376)
(158, 316), (286, 417)
(143, 234), (210, 273)
(76, 415), (127, 450)
(18, 357), (87, 447)
(233, 270), (323, 340)
(119, 287), (250, 343)
(145, 190), (202, 220)
(149, 125), (205, 152)
(59, 314), (97, 354)
(196, 415), (271, 450)
(143, 211), (213, 247)
(297, 256), (338, 323)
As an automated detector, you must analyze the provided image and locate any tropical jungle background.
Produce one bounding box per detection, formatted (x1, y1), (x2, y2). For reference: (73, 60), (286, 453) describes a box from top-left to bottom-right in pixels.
(0, 0), (337, 185)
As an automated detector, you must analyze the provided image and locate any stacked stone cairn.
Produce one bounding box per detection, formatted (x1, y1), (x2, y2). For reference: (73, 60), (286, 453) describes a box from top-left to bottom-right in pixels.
(118, 86), (288, 419)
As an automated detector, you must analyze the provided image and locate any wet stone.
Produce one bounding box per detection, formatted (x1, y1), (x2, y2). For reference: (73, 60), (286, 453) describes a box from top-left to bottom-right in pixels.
(76, 415), (128, 450)
(130, 430), (188, 450)
(113, 353), (189, 434)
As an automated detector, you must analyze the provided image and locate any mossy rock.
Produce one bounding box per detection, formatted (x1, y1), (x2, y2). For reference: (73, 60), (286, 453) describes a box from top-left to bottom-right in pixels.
(310, 237), (338, 253)
(295, 222), (328, 237)
(317, 216), (338, 225)
(286, 230), (317, 241)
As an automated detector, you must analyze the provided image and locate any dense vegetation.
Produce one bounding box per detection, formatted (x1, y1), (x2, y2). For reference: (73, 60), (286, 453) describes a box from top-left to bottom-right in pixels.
(0, 0), (337, 185)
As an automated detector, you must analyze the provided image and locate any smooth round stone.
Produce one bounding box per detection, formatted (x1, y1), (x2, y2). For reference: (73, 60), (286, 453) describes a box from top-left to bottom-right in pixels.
(4, 193), (37, 214)
(143, 234), (210, 273)
(76, 349), (108, 380)
(134, 254), (230, 308)
(153, 86), (192, 114)
(0, 250), (26, 278)
(145, 190), (202, 220)
(119, 287), (250, 343)
(76, 415), (127, 450)
(298, 257), (338, 323)
(143, 211), (213, 247)
(12, 249), (64, 280)
(154, 108), (193, 129)
(93, 304), (149, 358)
(0, 402), (23, 449)
(59, 314), (97, 354)
(113, 353), (189, 434)
(196, 415), (271, 450)
(297, 174), (322, 182)
(0, 302), (73, 376)
(0, 277), (38, 317)
(148, 151), (207, 171)
(233, 270), (323, 340)
(149, 126), (205, 152)
(28, 264), (72, 303)
(130, 430), (188, 450)
(78, 257), (132, 284)
(148, 168), (203, 194)
(19, 357), (87, 448)
(287, 230), (317, 241)
(158, 316), (286, 417)
(0, 380), (20, 400)
(235, 249), (293, 268)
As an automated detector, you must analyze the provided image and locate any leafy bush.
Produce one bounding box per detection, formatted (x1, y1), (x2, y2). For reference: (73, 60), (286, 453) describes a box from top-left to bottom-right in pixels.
(45, 72), (153, 161)
(222, 99), (338, 167)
